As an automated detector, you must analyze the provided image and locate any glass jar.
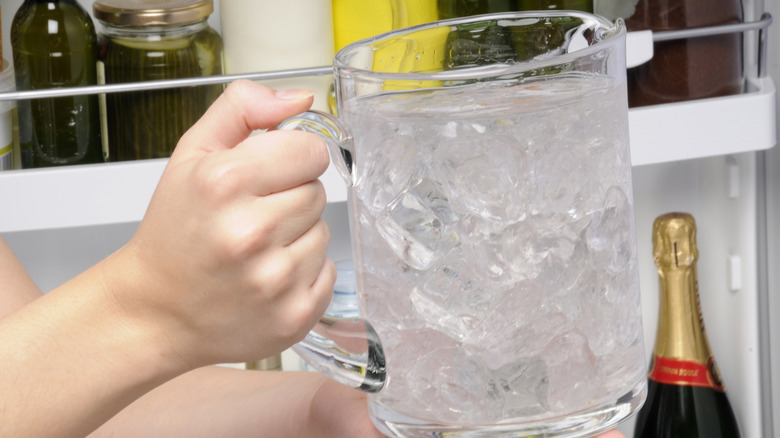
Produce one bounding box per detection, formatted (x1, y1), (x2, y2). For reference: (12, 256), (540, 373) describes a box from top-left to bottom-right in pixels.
(93, 0), (223, 161)
(624, 0), (743, 107)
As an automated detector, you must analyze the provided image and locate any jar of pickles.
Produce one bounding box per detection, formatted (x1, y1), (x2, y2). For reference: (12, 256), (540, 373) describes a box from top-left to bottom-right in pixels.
(93, 0), (223, 161)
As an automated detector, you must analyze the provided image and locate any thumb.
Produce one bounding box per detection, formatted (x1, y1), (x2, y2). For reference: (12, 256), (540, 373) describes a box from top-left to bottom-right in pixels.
(174, 80), (315, 158)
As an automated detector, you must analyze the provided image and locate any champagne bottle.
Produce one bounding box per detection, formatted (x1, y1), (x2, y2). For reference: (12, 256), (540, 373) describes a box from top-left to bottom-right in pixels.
(634, 212), (741, 438)
(11, 0), (103, 168)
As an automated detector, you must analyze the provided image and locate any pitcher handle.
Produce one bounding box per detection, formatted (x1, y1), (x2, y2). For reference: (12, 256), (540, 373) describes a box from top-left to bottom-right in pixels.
(291, 317), (386, 392)
(278, 111), (385, 393)
(277, 110), (355, 188)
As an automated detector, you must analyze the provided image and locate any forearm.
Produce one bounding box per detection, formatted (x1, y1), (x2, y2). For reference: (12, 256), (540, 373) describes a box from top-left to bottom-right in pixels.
(0, 255), (183, 438)
(89, 367), (316, 437)
(90, 367), (383, 438)
(0, 237), (42, 318)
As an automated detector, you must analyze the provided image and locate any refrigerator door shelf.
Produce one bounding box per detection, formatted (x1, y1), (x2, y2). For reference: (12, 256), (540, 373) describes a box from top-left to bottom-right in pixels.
(0, 76), (775, 233)
(629, 75), (776, 167)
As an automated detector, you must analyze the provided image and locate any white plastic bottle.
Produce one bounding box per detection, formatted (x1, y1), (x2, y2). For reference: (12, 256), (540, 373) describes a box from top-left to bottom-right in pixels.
(219, 0), (335, 112)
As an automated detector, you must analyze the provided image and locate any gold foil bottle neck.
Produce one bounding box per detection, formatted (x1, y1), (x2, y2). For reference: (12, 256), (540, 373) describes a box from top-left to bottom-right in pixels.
(652, 212), (698, 268)
(650, 212), (721, 389)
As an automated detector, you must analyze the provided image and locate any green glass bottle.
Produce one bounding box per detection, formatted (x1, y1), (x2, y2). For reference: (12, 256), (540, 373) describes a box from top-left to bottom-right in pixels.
(438, 0), (516, 19)
(438, 0), (593, 20)
(11, 0), (103, 168)
(634, 213), (742, 438)
(515, 0), (592, 12)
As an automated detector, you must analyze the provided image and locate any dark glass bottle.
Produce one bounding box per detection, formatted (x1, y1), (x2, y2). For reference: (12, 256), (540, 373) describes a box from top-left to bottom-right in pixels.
(11, 0), (103, 168)
(634, 213), (742, 438)
(624, 0), (743, 107)
(438, 0), (592, 20)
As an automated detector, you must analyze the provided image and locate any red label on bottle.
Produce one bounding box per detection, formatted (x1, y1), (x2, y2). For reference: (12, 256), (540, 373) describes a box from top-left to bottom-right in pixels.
(648, 355), (725, 391)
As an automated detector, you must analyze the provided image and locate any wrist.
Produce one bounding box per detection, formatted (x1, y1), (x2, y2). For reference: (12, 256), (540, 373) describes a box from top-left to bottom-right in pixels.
(96, 245), (198, 375)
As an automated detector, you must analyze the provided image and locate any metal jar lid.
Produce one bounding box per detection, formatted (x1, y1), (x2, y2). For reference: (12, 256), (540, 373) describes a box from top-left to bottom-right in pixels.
(93, 0), (214, 26)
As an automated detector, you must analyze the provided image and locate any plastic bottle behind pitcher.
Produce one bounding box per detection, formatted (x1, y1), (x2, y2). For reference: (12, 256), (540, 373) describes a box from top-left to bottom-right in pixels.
(303, 259), (360, 372)
(333, 0), (439, 51)
(220, 1), (334, 113)
(11, 0), (103, 168)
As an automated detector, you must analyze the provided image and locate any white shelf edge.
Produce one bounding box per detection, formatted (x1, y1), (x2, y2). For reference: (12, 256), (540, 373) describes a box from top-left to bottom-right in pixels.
(0, 159), (165, 233)
(0, 78), (775, 234)
(629, 76), (777, 166)
(0, 158), (348, 234)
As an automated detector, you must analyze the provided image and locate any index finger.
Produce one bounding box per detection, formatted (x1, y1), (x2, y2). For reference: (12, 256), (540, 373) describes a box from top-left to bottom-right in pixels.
(175, 80), (315, 158)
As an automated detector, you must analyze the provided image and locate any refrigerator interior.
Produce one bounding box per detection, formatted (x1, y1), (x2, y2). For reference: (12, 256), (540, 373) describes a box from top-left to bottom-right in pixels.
(1, 0), (778, 437)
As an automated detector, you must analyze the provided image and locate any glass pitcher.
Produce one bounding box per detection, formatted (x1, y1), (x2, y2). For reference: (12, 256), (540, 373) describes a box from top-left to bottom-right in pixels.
(284, 11), (647, 437)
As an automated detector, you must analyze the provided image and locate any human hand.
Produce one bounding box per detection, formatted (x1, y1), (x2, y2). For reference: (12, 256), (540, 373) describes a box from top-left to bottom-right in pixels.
(106, 81), (336, 370)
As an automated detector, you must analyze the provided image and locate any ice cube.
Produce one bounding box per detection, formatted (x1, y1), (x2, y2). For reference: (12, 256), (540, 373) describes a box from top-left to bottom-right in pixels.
(375, 178), (459, 270)
(433, 131), (530, 222)
(409, 346), (503, 423)
(409, 256), (491, 341)
(356, 134), (418, 212)
(494, 357), (549, 419)
(542, 329), (600, 413)
(586, 186), (635, 275)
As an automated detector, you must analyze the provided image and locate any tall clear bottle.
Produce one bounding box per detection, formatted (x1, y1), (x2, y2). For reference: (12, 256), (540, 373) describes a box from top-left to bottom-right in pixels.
(11, 0), (103, 168)
(634, 212), (741, 437)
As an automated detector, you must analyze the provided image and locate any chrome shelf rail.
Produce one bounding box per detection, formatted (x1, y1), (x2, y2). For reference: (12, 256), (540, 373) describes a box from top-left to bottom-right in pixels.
(0, 14), (771, 102)
(0, 66), (334, 101)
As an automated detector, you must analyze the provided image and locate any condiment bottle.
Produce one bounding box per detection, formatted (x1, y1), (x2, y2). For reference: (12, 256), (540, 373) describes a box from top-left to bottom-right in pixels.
(624, 0), (743, 107)
(11, 0), (104, 168)
(634, 212), (742, 437)
(334, 0), (439, 51)
(331, 0), (438, 111)
(93, 0), (224, 161)
(219, 0), (334, 113)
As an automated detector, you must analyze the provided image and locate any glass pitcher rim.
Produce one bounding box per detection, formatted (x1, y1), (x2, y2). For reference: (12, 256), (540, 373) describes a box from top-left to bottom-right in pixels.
(333, 11), (626, 83)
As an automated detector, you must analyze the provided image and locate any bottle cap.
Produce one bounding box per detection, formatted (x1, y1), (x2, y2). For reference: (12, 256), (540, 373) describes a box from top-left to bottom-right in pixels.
(93, 0), (214, 26)
(652, 212), (698, 268)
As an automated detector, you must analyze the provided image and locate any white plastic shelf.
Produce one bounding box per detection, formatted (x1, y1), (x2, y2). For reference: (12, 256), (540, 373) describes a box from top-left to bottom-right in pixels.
(629, 76), (776, 166)
(0, 156), (347, 233)
(0, 76), (775, 233)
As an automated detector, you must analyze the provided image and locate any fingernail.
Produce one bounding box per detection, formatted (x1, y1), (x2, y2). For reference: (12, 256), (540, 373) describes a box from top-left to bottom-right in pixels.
(275, 89), (316, 101)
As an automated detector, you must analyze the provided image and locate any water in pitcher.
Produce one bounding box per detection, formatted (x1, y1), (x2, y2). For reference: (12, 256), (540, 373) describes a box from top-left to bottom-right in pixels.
(341, 72), (646, 427)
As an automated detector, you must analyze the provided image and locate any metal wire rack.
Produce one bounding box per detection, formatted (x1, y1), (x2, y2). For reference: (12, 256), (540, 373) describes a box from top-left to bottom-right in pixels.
(0, 13), (771, 102)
